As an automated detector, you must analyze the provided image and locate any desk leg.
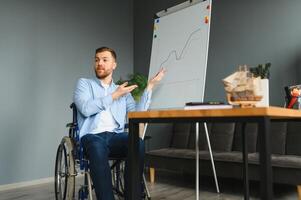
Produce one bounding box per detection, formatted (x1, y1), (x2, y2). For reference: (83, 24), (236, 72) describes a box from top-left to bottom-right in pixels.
(258, 117), (273, 200)
(196, 123), (199, 200)
(241, 122), (249, 200)
(128, 119), (140, 200)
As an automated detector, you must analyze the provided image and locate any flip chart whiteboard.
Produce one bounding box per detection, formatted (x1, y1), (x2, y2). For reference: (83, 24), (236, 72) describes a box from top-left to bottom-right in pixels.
(148, 0), (212, 109)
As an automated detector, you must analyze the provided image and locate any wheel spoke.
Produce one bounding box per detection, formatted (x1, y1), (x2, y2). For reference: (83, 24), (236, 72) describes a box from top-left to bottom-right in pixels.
(55, 137), (76, 200)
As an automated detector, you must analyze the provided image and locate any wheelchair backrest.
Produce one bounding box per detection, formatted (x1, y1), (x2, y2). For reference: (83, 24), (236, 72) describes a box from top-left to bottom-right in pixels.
(70, 103), (78, 125)
(67, 103), (79, 140)
(67, 103), (87, 169)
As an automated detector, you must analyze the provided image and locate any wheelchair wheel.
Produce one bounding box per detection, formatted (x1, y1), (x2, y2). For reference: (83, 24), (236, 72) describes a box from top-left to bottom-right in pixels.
(55, 136), (76, 200)
(111, 159), (125, 198)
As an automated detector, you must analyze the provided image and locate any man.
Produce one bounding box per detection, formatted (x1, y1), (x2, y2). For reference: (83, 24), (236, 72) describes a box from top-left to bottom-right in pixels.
(73, 46), (165, 200)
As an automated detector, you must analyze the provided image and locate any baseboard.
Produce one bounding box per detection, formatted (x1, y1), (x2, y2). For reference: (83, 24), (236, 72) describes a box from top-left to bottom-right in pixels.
(0, 177), (54, 192)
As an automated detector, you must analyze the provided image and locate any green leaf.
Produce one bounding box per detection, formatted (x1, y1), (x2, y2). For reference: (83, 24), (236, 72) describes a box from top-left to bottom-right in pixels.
(250, 62), (271, 79)
(116, 72), (148, 101)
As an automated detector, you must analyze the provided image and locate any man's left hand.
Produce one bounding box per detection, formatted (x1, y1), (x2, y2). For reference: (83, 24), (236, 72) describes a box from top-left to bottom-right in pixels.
(146, 68), (166, 91)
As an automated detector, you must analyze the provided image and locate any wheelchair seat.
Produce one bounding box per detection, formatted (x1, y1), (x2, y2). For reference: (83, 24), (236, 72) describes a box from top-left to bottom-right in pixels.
(54, 103), (150, 200)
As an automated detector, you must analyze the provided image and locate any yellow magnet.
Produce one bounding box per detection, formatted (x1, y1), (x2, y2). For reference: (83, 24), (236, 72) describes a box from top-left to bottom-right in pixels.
(205, 16), (209, 24)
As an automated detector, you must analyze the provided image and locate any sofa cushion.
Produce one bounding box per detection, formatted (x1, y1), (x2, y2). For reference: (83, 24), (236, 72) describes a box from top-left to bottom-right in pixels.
(248, 153), (301, 169)
(187, 123), (235, 152)
(286, 122), (301, 156)
(206, 151), (243, 163)
(187, 123), (211, 150)
(233, 122), (287, 155)
(147, 149), (245, 163)
(269, 122), (287, 155)
(233, 123), (258, 153)
(208, 123), (235, 152)
(170, 123), (191, 148)
(147, 148), (195, 159)
(197, 151), (245, 163)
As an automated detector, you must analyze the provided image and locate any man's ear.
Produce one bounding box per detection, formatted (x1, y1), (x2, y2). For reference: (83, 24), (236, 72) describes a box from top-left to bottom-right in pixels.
(113, 62), (117, 70)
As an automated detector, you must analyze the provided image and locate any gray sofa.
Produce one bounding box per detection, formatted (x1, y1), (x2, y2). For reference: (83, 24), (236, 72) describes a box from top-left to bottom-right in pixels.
(145, 121), (301, 189)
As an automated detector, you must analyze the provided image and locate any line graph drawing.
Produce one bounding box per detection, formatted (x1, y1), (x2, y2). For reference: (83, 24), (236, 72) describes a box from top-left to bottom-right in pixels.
(158, 27), (202, 69)
(153, 25), (206, 85)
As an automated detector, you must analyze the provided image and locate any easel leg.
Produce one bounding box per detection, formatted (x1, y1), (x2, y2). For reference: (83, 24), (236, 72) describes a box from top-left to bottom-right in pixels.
(204, 123), (220, 193)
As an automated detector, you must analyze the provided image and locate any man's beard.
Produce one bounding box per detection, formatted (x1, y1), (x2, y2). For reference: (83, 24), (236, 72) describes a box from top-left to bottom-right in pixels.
(95, 69), (111, 79)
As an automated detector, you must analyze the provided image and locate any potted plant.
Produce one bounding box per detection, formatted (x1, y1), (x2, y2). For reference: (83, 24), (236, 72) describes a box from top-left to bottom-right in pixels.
(116, 73), (148, 101)
(116, 73), (148, 138)
(250, 62), (271, 79)
(250, 62), (271, 107)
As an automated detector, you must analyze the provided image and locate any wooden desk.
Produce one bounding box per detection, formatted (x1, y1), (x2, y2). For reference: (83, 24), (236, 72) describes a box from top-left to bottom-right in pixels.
(128, 107), (301, 200)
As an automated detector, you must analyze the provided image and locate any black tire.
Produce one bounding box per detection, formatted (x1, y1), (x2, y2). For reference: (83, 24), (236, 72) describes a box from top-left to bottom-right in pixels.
(55, 137), (76, 200)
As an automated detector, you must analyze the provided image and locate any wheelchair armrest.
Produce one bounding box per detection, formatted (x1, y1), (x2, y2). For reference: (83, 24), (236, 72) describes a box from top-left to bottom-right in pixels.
(66, 122), (77, 128)
(144, 135), (152, 141)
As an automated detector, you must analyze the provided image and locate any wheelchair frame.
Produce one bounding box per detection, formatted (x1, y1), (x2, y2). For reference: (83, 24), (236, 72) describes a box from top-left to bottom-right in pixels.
(54, 103), (150, 200)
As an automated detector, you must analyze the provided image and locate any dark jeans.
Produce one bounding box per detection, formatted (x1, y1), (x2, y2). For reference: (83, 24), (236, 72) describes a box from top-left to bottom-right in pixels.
(81, 132), (145, 200)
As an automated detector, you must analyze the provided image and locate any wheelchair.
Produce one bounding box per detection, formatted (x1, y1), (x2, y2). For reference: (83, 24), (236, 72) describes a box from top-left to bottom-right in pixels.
(54, 103), (151, 200)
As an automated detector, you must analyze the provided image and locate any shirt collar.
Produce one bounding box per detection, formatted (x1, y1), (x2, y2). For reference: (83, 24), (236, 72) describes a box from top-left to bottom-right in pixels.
(93, 77), (116, 88)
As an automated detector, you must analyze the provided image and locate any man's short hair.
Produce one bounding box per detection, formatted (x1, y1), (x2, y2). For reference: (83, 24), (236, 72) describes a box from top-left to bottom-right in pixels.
(95, 47), (117, 61)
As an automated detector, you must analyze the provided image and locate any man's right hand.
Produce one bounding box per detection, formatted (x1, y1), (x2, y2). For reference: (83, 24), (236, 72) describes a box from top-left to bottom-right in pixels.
(112, 82), (138, 100)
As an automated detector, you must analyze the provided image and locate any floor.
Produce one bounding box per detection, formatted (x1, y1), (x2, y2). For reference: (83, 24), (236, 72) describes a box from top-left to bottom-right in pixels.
(0, 171), (299, 200)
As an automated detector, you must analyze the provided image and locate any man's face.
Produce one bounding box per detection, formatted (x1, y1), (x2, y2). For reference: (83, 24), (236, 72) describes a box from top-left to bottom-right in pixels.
(94, 51), (117, 79)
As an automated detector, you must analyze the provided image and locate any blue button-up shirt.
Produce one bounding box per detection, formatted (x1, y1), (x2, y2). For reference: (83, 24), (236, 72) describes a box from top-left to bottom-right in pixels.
(73, 78), (152, 138)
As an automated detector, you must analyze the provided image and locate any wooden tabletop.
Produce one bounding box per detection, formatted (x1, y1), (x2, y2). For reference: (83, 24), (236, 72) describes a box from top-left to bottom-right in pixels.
(128, 106), (301, 119)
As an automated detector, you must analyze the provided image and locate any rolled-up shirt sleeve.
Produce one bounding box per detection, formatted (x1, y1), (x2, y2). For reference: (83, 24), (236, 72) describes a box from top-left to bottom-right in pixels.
(73, 78), (113, 117)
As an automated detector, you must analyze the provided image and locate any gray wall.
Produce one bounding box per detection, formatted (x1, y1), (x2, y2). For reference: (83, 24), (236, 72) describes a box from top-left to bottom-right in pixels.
(134, 0), (301, 150)
(206, 0), (301, 105)
(0, 0), (133, 185)
(134, 0), (301, 106)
